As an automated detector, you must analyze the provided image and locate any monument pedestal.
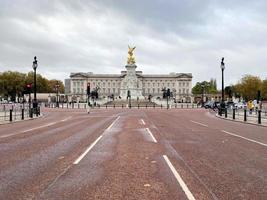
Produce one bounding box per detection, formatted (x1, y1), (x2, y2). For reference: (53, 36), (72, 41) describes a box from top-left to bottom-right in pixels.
(120, 64), (144, 100)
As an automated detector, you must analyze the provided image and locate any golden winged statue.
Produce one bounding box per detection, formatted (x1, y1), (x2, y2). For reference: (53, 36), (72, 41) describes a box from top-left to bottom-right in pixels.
(127, 45), (136, 64)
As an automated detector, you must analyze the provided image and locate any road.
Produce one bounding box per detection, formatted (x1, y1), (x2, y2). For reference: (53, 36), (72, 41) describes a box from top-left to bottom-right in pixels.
(0, 108), (267, 200)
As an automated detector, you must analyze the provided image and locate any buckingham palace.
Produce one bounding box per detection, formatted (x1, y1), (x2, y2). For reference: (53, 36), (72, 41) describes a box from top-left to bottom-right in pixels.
(64, 47), (193, 103)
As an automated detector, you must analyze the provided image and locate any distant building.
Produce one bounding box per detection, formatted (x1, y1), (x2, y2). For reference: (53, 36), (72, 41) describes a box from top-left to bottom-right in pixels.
(65, 65), (193, 102)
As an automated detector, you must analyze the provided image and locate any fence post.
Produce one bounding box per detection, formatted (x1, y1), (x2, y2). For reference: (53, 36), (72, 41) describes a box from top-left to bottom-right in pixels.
(258, 110), (261, 124)
(9, 109), (13, 122)
(22, 108), (24, 120)
(233, 108), (235, 120)
(244, 109), (247, 122)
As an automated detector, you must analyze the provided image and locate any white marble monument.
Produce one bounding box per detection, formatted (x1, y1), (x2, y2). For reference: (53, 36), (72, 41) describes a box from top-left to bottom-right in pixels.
(119, 46), (144, 100)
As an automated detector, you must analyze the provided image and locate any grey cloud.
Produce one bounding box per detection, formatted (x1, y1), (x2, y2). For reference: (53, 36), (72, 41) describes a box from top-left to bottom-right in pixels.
(0, 0), (266, 87)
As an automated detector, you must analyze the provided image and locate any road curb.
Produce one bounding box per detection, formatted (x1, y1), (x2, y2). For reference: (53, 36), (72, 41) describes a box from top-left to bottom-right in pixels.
(215, 113), (267, 128)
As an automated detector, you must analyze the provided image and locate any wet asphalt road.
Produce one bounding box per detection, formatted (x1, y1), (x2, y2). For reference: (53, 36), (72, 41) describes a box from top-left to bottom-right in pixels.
(0, 107), (267, 200)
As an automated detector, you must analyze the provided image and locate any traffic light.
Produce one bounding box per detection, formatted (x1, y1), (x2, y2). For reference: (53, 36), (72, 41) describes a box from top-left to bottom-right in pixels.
(167, 88), (171, 97)
(87, 83), (90, 95)
(25, 83), (32, 94)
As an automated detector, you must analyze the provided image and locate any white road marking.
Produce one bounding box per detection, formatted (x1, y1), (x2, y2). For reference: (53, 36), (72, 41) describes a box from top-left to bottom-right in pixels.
(61, 116), (72, 122)
(0, 122), (56, 138)
(163, 155), (196, 200)
(221, 130), (267, 147)
(190, 120), (208, 127)
(145, 128), (157, 143)
(140, 119), (146, 125)
(73, 135), (103, 164)
(106, 116), (120, 131)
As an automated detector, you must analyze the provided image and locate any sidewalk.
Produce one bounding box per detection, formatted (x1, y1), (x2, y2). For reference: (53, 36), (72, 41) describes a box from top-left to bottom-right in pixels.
(216, 110), (267, 127)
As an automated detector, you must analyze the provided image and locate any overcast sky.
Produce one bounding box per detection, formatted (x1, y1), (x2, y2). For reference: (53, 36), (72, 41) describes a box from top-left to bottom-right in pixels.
(0, 0), (267, 87)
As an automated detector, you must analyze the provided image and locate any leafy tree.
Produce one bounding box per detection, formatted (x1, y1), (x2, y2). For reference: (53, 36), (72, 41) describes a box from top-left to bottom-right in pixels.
(234, 75), (262, 100)
(0, 71), (26, 101)
(48, 79), (64, 93)
(0, 70), (65, 100)
(192, 79), (217, 95)
(262, 79), (267, 100)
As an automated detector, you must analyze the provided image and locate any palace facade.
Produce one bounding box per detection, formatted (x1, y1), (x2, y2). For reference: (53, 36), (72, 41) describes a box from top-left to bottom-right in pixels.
(65, 65), (193, 102)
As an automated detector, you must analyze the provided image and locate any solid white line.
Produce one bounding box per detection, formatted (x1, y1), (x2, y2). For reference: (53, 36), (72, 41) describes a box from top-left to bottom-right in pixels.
(106, 116), (120, 131)
(190, 120), (208, 127)
(73, 135), (103, 164)
(140, 119), (146, 125)
(21, 122), (56, 133)
(145, 128), (157, 143)
(0, 122), (57, 138)
(221, 130), (267, 147)
(163, 155), (196, 200)
(61, 116), (72, 122)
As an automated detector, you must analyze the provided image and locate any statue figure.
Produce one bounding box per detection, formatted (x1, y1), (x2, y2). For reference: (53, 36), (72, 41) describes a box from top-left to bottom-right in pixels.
(127, 45), (136, 64)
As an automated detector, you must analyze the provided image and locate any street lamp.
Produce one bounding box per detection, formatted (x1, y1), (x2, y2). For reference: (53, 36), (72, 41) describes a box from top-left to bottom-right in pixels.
(220, 57), (225, 114)
(55, 82), (60, 108)
(32, 56), (38, 115)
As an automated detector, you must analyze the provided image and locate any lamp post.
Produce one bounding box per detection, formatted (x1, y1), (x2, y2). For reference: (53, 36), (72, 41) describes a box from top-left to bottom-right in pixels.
(55, 82), (60, 108)
(220, 57), (225, 114)
(32, 56), (38, 115)
(201, 85), (204, 107)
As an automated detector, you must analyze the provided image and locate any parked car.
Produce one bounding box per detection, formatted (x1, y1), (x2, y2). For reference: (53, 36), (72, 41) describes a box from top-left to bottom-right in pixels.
(234, 102), (247, 109)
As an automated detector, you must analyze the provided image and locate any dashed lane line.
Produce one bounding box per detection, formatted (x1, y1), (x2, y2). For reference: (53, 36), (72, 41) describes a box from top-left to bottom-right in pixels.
(190, 120), (208, 127)
(145, 128), (157, 143)
(163, 155), (196, 200)
(140, 119), (146, 125)
(73, 116), (120, 165)
(221, 130), (267, 147)
(73, 135), (103, 164)
(106, 116), (120, 131)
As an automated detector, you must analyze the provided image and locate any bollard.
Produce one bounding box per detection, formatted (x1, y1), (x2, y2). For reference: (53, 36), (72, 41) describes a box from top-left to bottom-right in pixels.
(67, 103), (68, 109)
(175, 104), (177, 109)
(233, 108), (235, 120)
(78, 104), (80, 109)
(114, 104), (115, 108)
(258, 110), (261, 124)
(122, 104), (123, 108)
(192, 104), (194, 109)
(187, 104), (189, 108)
(22, 108), (24, 120)
(62, 103), (64, 109)
(244, 109), (247, 121)
(30, 108), (33, 118)
(72, 103), (74, 109)
(161, 104), (162, 109)
(9, 109), (13, 122)
(153, 104), (155, 108)
(106, 105), (107, 109)
(181, 104), (183, 109)
(146, 104), (147, 109)
(225, 108), (227, 118)
(84, 104), (86, 109)
(138, 104), (140, 109)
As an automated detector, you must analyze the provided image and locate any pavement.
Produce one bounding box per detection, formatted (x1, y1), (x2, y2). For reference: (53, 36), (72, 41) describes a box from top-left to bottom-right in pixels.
(0, 107), (267, 199)
(216, 109), (267, 127)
